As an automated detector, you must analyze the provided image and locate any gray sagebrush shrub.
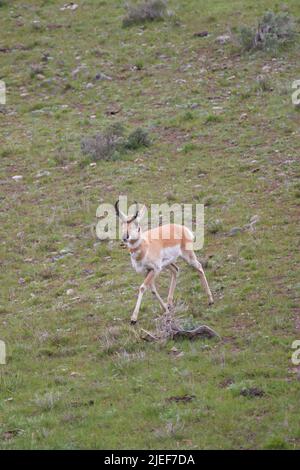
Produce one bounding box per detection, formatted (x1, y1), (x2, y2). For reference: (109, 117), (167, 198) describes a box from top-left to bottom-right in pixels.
(81, 124), (150, 162)
(81, 124), (125, 161)
(238, 11), (295, 52)
(123, 0), (168, 27)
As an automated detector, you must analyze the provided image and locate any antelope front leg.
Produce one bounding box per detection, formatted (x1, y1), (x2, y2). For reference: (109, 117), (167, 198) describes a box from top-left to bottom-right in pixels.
(166, 263), (178, 309)
(131, 270), (155, 324)
(150, 281), (168, 312)
(198, 263), (214, 305)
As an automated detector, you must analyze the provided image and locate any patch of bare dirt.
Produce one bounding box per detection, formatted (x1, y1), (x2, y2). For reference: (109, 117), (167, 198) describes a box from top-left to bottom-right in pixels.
(240, 387), (265, 398)
(166, 394), (196, 403)
(159, 127), (190, 146)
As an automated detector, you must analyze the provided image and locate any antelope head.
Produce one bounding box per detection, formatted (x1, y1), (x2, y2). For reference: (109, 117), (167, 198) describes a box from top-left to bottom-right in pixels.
(115, 200), (146, 245)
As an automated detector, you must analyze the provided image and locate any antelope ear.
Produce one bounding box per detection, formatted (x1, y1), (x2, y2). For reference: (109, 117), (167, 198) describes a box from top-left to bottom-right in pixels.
(137, 204), (146, 223)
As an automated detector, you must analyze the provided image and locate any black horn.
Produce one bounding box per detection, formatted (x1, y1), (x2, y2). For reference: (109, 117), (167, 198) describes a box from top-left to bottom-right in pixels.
(114, 200), (120, 217)
(127, 201), (139, 223)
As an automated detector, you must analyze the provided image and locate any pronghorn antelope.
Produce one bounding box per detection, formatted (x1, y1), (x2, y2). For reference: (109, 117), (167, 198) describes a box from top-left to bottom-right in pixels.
(115, 200), (214, 324)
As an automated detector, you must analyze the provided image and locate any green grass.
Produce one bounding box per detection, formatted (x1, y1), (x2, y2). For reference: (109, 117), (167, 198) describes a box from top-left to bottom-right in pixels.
(0, 0), (300, 450)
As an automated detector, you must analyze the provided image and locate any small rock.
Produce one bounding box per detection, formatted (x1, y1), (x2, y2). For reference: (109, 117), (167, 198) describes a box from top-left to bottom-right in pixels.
(60, 247), (73, 255)
(262, 65), (271, 72)
(240, 387), (265, 398)
(71, 64), (88, 78)
(228, 227), (243, 236)
(66, 289), (75, 296)
(12, 175), (23, 181)
(243, 215), (260, 233)
(169, 347), (184, 358)
(250, 214), (260, 224)
(216, 34), (231, 44)
(60, 3), (78, 11)
(70, 371), (80, 377)
(105, 104), (121, 115)
(36, 170), (51, 178)
(71, 67), (81, 77)
(86, 82), (93, 89)
(193, 31), (209, 38)
(95, 72), (112, 81)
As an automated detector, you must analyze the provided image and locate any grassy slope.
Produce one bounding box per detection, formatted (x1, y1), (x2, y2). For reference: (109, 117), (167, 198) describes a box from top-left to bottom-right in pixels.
(0, 0), (300, 449)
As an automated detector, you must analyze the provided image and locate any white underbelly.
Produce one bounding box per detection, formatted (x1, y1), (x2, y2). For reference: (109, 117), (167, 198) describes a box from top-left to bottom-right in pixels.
(130, 245), (181, 274)
(161, 245), (181, 268)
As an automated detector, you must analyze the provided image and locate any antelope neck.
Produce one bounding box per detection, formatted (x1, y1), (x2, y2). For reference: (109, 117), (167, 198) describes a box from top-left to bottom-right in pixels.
(129, 238), (143, 253)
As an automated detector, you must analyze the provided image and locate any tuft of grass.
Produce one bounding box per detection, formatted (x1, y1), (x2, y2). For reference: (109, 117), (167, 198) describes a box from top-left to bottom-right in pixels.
(154, 417), (184, 439)
(123, 0), (169, 27)
(254, 74), (273, 92)
(1, 148), (14, 158)
(33, 391), (61, 411)
(263, 437), (290, 450)
(237, 11), (295, 52)
(207, 219), (223, 234)
(182, 143), (197, 154)
(204, 114), (222, 124)
(29, 63), (44, 78)
(0, 372), (24, 393)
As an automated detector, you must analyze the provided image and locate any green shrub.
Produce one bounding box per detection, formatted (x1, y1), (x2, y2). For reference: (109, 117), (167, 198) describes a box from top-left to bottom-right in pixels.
(125, 128), (151, 150)
(238, 26), (255, 51)
(263, 437), (289, 450)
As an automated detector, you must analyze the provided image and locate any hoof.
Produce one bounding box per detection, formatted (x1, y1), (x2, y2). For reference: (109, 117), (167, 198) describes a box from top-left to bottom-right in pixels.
(130, 320), (137, 325)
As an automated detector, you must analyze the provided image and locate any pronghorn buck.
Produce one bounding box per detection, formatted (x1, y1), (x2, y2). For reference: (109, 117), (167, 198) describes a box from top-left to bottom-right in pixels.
(115, 200), (214, 324)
